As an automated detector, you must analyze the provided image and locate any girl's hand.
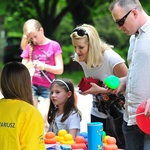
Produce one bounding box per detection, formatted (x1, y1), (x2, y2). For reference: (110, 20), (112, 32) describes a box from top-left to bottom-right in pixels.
(33, 60), (45, 70)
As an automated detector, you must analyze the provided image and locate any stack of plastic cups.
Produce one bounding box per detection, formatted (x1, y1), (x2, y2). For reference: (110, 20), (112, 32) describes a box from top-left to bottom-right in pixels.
(88, 122), (103, 150)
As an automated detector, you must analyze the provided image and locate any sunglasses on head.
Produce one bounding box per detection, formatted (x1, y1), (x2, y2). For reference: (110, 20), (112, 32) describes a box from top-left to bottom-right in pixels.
(116, 9), (132, 26)
(72, 28), (88, 36)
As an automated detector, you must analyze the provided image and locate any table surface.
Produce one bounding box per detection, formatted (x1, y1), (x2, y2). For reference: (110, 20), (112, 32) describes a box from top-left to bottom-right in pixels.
(46, 144), (124, 150)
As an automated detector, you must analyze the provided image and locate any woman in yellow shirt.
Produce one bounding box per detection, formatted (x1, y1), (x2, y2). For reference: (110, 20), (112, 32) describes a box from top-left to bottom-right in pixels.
(0, 62), (46, 150)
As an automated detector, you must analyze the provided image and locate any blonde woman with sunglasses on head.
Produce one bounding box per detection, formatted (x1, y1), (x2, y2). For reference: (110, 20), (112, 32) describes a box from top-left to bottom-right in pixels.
(70, 24), (128, 148)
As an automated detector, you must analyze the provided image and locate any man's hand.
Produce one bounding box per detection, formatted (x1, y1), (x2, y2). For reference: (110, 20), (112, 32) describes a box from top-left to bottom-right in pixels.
(110, 76), (127, 95)
(145, 99), (150, 117)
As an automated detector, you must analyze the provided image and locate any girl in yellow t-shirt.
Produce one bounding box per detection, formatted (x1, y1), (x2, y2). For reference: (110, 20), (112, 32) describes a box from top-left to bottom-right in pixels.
(0, 62), (46, 150)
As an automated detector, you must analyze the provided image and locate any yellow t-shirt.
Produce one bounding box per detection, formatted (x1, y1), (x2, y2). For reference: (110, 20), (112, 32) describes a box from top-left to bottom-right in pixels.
(0, 99), (46, 150)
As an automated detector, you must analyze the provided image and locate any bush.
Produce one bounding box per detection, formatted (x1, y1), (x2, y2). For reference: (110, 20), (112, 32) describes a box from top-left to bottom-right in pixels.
(62, 45), (74, 65)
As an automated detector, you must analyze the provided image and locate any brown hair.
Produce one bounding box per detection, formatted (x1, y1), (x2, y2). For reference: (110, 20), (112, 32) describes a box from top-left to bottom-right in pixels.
(0, 62), (33, 105)
(47, 78), (82, 123)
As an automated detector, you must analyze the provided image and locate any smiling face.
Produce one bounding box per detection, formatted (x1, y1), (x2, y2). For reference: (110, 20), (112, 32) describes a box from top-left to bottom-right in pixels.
(72, 38), (89, 62)
(50, 83), (71, 107)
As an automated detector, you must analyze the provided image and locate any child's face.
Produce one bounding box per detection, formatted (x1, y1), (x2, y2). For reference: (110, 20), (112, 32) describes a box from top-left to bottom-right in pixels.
(50, 83), (71, 107)
(27, 28), (44, 45)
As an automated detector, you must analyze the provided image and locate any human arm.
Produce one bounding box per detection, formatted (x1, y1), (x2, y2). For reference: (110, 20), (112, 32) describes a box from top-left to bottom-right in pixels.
(68, 112), (80, 140)
(82, 63), (128, 95)
(113, 62), (128, 78)
(20, 44), (31, 67)
(22, 58), (35, 76)
(22, 58), (29, 65)
(111, 76), (127, 95)
(33, 53), (63, 75)
(82, 83), (109, 95)
(22, 58), (33, 69)
(110, 62), (128, 94)
(144, 99), (150, 117)
(69, 129), (79, 140)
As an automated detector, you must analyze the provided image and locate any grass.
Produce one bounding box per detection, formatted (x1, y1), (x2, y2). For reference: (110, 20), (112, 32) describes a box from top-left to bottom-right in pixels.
(56, 71), (84, 85)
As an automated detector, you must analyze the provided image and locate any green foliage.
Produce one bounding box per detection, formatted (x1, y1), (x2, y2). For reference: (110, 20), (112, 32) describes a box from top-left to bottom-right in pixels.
(93, 3), (129, 50)
(114, 47), (128, 66)
(92, 2), (129, 62)
(55, 12), (75, 65)
(54, 12), (74, 45)
(0, 63), (4, 70)
(141, 1), (150, 14)
(62, 45), (74, 65)
(3, 0), (150, 66)
(0, 2), (8, 15)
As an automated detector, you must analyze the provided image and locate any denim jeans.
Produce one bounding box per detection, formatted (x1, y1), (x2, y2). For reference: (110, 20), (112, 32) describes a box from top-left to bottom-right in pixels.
(122, 120), (150, 150)
(32, 84), (50, 99)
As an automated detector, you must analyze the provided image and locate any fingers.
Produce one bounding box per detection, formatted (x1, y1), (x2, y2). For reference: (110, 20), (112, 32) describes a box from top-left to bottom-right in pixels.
(33, 60), (45, 70)
(145, 100), (150, 117)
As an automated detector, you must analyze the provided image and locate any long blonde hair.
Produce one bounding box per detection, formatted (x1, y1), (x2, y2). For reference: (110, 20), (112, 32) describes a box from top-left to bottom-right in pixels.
(20, 19), (42, 60)
(70, 24), (113, 68)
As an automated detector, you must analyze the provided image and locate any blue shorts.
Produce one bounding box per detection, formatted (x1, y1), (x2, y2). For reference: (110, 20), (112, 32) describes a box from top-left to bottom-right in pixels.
(32, 84), (50, 99)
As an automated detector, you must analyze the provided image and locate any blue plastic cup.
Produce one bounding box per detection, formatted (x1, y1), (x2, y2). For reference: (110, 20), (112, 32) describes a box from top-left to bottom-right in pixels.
(87, 122), (103, 150)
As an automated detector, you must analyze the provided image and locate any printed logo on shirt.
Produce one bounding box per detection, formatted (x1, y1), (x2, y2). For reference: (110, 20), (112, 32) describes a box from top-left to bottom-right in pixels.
(38, 134), (44, 144)
(0, 122), (15, 128)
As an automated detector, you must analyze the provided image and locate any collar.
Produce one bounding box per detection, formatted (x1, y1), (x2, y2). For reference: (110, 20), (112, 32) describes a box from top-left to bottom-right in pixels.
(137, 17), (150, 35)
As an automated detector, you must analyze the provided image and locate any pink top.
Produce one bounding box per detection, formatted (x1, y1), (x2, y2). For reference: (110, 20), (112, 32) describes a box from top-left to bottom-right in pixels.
(21, 40), (62, 88)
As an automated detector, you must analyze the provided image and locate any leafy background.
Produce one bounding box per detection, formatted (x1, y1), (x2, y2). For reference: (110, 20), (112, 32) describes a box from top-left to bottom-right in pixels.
(0, 0), (149, 84)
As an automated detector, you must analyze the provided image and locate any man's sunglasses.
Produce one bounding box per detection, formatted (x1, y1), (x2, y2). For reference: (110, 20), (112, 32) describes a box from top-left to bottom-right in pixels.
(72, 28), (88, 36)
(116, 9), (132, 26)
